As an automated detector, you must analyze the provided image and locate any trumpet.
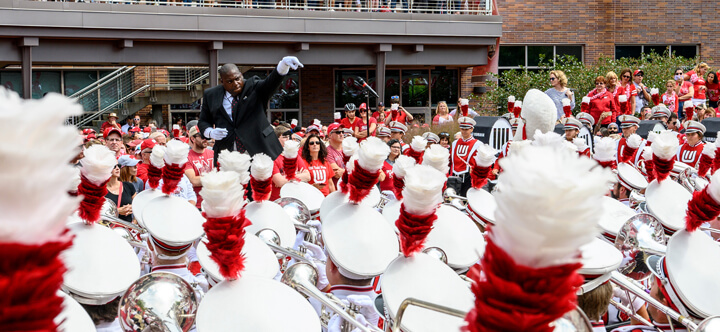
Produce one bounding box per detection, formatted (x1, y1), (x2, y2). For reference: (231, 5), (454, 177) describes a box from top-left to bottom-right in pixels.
(255, 228), (319, 267)
(100, 198), (147, 250)
(281, 262), (383, 332)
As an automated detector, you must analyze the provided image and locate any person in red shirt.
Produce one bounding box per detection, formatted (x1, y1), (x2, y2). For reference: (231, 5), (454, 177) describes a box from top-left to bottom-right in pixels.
(662, 79), (679, 114)
(686, 62), (709, 106)
(616, 69), (637, 116)
(587, 76), (618, 127)
(340, 103), (363, 136)
(706, 71), (719, 109)
(103, 127), (124, 158)
(184, 126), (215, 209)
(301, 134), (335, 196)
(270, 126), (310, 201)
(449, 117), (481, 196)
(371, 102), (386, 121)
(100, 112), (122, 133)
(674, 68), (694, 119)
(135, 138), (156, 183)
(325, 123), (346, 186)
(379, 139), (402, 197)
(355, 103), (377, 142)
(677, 121), (705, 168)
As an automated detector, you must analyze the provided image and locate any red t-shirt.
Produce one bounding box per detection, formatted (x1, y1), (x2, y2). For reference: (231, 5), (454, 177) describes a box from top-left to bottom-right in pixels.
(305, 159), (334, 196)
(270, 155), (308, 201)
(378, 160), (394, 192)
(687, 70), (707, 100)
(386, 109), (407, 124)
(101, 121), (122, 133)
(587, 90), (618, 125)
(186, 149), (215, 208)
(355, 117), (377, 142)
(340, 117), (363, 132)
(706, 82), (720, 102)
(662, 92), (679, 114)
(679, 81), (693, 98)
(136, 162), (149, 183)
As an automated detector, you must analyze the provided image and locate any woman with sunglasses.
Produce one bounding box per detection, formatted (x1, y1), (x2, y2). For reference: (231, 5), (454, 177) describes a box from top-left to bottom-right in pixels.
(616, 68), (637, 116)
(544, 70), (575, 119)
(706, 71), (719, 109)
(105, 160), (138, 222)
(685, 62), (709, 106)
(301, 134), (335, 196)
(378, 139), (402, 198)
(354, 103), (377, 142)
(586, 76), (617, 128)
(674, 68), (694, 119)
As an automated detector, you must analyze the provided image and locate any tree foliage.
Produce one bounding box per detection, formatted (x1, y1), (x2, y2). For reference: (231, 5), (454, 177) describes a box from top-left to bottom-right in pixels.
(475, 51), (701, 115)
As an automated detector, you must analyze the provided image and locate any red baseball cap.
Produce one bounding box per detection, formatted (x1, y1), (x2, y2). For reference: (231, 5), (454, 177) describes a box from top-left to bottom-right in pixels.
(359, 103), (367, 110)
(103, 127), (122, 139)
(140, 138), (156, 151)
(129, 127), (141, 133)
(127, 139), (143, 148)
(327, 123), (341, 135)
(143, 127), (152, 133)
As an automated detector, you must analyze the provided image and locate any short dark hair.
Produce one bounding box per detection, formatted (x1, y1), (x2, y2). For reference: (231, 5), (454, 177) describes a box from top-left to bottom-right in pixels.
(301, 134), (327, 164)
(219, 63), (240, 78)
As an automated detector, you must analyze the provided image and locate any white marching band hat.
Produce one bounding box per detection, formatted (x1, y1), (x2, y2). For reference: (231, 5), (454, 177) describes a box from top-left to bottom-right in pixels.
(196, 234), (279, 286)
(377, 126), (392, 137)
(465, 187), (497, 227)
(390, 121), (408, 133)
(645, 179), (692, 234)
(143, 195), (205, 255)
(244, 200), (299, 249)
(422, 131), (440, 144)
(56, 291), (97, 332)
(562, 117), (582, 131)
(576, 238), (623, 295)
(616, 162), (649, 191)
(280, 181), (325, 218)
(458, 116), (476, 129)
(423, 205), (486, 271)
(597, 196), (636, 243)
(619, 115), (641, 129)
(685, 120), (706, 134)
(319, 184), (381, 221)
(576, 112), (595, 127)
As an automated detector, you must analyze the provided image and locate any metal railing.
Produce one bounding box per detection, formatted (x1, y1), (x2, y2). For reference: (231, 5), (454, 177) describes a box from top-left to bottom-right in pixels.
(45, 0), (492, 15)
(164, 67), (210, 90)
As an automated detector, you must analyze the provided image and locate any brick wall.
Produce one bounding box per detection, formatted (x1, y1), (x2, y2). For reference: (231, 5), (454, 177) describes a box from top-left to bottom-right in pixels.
(300, 65), (335, 126)
(496, 0), (719, 66)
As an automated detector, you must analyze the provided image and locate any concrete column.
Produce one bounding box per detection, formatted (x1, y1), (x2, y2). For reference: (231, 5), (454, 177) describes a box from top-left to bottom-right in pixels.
(209, 41), (223, 88)
(20, 37), (39, 99)
(375, 51), (386, 106)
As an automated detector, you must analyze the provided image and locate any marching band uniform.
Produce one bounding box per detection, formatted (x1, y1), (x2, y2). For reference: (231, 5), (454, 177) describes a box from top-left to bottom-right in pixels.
(576, 238), (623, 332)
(676, 121), (706, 168)
(577, 111), (596, 129)
(616, 115), (646, 166)
(448, 117), (480, 196)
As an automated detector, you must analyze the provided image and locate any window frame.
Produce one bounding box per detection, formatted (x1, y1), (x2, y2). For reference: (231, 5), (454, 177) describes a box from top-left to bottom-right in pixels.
(614, 44), (699, 59)
(498, 44), (585, 71)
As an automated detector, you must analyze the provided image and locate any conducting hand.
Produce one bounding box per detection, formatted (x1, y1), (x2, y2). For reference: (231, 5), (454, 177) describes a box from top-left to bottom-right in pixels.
(277, 56), (304, 75)
(208, 128), (228, 140)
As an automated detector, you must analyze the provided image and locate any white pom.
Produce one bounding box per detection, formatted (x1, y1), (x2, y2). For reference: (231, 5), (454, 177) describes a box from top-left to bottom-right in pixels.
(402, 165), (446, 216)
(618, 95), (627, 103)
(563, 141), (579, 153)
(650, 88), (659, 95)
(200, 171), (245, 218)
(410, 136), (427, 152)
(562, 98), (571, 107)
(150, 145), (166, 168)
(163, 139), (189, 166)
(474, 143), (497, 167)
(495, 145), (613, 268)
(582, 96), (591, 104)
(282, 140), (300, 159)
(532, 130), (564, 148)
(250, 153), (273, 181)
(334, 112), (341, 120)
(68, 167), (81, 192)
(627, 134), (643, 149)
(703, 142), (717, 159)
(80, 145), (117, 186)
(684, 100), (694, 109)
(357, 137), (390, 172)
(520, 89), (558, 138)
(573, 137), (588, 152)
(593, 137), (617, 162)
(421, 144), (450, 174)
(647, 131), (658, 143)
(460, 98), (469, 106)
(652, 131), (680, 161)
(313, 119), (321, 126)
(291, 119), (298, 126)
(342, 137), (359, 157)
(346, 155), (357, 175)
(509, 140), (532, 155)
(0, 89), (82, 245)
(513, 100), (522, 108)
(393, 155), (416, 179)
(707, 171), (720, 204)
(508, 95), (516, 103)
(218, 150), (251, 174)
(641, 146), (653, 161)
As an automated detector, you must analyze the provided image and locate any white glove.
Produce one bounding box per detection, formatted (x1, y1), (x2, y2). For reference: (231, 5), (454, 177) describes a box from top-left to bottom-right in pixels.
(327, 312), (369, 332)
(309, 258), (329, 290)
(206, 127), (228, 140)
(303, 241), (327, 262)
(307, 219), (322, 233)
(277, 56), (304, 76)
(346, 295), (380, 327)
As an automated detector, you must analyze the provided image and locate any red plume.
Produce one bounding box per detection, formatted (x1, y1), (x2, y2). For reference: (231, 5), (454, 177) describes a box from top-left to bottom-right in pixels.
(250, 176), (272, 202)
(202, 210), (251, 280)
(596, 160), (617, 170)
(698, 153), (713, 178)
(77, 175), (109, 224)
(685, 187), (720, 232)
(644, 159), (655, 182)
(653, 155), (675, 182)
(147, 164), (162, 190)
(347, 159), (380, 203)
(403, 147), (424, 164)
(651, 93), (661, 106)
(283, 156), (298, 181)
(470, 164), (491, 190)
(392, 176), (404, 200)
(395, 203), (437, 257)
(161, 163), (185, 195)
(714, 147), (720, 173)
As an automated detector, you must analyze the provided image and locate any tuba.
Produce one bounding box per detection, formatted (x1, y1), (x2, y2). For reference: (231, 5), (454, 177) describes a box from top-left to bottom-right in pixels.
(677, 166), (709, 193)
(614, 213), (667, 281)
(118, 272), (198, 332)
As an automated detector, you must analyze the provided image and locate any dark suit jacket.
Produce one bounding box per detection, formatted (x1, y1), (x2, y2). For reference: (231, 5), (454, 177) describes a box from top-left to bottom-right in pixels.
(198, 70), (283, 163)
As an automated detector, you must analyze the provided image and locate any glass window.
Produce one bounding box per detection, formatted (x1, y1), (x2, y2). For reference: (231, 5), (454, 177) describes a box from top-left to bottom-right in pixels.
(271, 72), (300, 109)
(672, 45), (697, 58)
(64, 71), (98, 96)
(527, 45), (553, 66)
(431, 69), (459, 107)
(384, 70), (400, 107)
(31, 71), (61, 99)
(335, 70), (367, 109)
(645, 45), (668, 56)
(244, 70), (268, 80)
(0, 71), (22, 96)
(616, 46), (642, 59)
(499, 46), (525, 67)
(401, 70), (429, 107)
(270, 111), (300, 124)
(556, 45), (583, 61)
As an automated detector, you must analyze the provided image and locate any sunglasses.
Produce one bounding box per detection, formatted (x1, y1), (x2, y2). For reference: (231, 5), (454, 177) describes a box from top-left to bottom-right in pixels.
(622, 75), (631, 78)
(549, 77), (556, 81)
(308, 141), (321, 146)
(114, 164), (121, 169)
(595, 82), (605, 85)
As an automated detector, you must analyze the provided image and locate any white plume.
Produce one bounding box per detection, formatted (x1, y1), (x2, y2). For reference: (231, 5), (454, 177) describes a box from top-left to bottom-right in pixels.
(342, 137), (359, 157)
(508, 95), (515, 103)
(410, 136), (427, 152)
(562, 98), (571, 107)
(593, 137), (617, 162)
(703, 142), (717, 159)
(532, 130), (564, 148)
(684, 100), (694, 109)
(346, 155), (358, 175)
(313, 119), (321, 126)
(509, 140), (532, 155)
(460, 98), (469, 106)
(402, 165), (446, 216)
(250, 153), (273, 181)
(520, 89), (558, 140)
(334, 112), (341, 120)
(218, 150), (252, 174)
(582, 96), (591, 104)
(573, 137), (588, 152)
(80, 145), (117, 186)
(421, 144), (450, 174)
(163, 139), (189, 166)
(707, 171), (720, 204)
(149, 145), (166, 168)
(474, 143), (497, 167)
(393, 155), (416, 179)
(647, 131), (659, 144)
(357, 137), (390, 172)
(627, 134), (643, 149)
(618, 95), (627, 103)
(651, 131), (680, 161)
(68, 166), (81, 193)
(563, 141), (579, 153)
(0, 90), (82, 245)
(495, 145), (613, 268)
(200, 171), (245, 218)
(641, 146), (653, 161)
(513, 100), (522, 108)
(282, 140), (300, 159)
(650, 88), (659, 95)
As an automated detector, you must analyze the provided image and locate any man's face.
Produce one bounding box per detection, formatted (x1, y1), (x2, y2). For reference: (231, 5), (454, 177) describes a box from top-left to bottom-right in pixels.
(378, 105), (385, 113)
(391, 132), (403, 140)
(633, 73), (643, 84)
(105, 133), (122, 152)
(564, 129), (578, 140)
(686, 132), (701, 146)
(141, 149), (152, 163)
(621, 126), (636, 138)
(133, 116), (141, 125)
(668, 118), (678, 131)
(330, 130), (343, 144)
(461, 127), (473, 139)
(220, 70), (244, 96)
(191, 134), (207, 149)
(154, 135), (167, 146)
(278, 134), (289, 147)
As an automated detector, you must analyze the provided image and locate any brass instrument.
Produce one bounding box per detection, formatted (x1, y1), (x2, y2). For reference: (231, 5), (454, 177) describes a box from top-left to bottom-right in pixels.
(374, 192), (391, 212)
(614, 213), (667, 281)
(628, 189), (646, 211)
(100, 198), (147, 250)
(282, 262), (383, 332)
(275, 197), (321, 244)
(677, 167), (709, 193)
(443, 188), (467, 211)
(118, 272), (198, 332)
(256, 228), (318, 269)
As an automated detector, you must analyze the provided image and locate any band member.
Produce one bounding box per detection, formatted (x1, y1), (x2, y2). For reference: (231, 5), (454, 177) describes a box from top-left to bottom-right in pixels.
(613, 163), (648, 207)
(389, 121), (408, 150)
(676, 121), (706, 168)
(616, 115), (645, 166)
(576, 239), (623, 332)
(449, 117), (480, 197)
(563, 117), (582, 142)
